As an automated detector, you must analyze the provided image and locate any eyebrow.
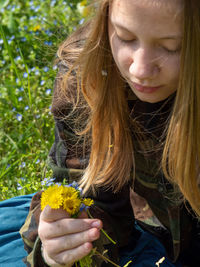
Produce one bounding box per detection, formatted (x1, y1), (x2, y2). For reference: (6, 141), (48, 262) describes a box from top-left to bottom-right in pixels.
(113, 23), (182, 40)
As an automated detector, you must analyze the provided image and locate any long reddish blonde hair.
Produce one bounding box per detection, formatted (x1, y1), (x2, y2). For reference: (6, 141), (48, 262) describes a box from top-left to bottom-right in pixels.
(54, 0), (200, 216)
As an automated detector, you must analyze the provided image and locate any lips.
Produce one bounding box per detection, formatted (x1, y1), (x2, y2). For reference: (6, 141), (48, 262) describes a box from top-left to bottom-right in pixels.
(131, 82), (162, 93)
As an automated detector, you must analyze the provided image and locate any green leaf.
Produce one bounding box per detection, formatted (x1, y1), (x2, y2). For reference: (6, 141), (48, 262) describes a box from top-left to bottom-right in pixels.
(8, 13), (18, 33)
(0, 0), (10, 9)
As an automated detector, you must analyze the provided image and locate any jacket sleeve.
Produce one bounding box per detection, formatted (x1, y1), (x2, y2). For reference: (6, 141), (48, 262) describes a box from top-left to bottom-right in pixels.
(20, 60), (135, 266)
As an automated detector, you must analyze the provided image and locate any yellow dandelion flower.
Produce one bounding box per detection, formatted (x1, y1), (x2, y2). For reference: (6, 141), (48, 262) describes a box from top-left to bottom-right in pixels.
(63, 197), (81, 215)
(33, 25), (41, 32)
(80, 0), (87, 6)
(41, 185), (63, 210)
(62, 186), (78, 198)
(82, 6), (92, 17)
(82, 198), (94, 207)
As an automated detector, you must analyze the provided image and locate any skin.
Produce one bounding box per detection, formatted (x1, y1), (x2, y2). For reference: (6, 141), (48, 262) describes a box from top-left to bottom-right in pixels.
(39, 0), (183, 265)
(39, 206), (102, 266)
(109, 0), (183, 103)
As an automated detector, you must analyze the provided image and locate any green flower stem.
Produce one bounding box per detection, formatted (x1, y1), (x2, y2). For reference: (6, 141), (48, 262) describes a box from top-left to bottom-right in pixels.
(0, 24), (21, 84)
(87, 209), (116, 245)
(94, 250), (120, 267)
(100, 228), (116, 245)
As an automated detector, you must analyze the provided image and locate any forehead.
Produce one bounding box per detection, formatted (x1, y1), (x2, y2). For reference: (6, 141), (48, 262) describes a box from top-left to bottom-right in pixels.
(110, 0), (183, 35)
(111, 0), (183, 12)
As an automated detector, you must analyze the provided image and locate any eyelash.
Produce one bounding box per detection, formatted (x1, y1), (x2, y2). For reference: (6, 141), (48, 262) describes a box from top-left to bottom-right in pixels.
(163, 47), (180, 55)
(117, 36), (180, 55)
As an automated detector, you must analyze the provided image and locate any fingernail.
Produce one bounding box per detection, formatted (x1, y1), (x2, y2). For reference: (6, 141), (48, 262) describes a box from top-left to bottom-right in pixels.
(91, 220), (101, 228)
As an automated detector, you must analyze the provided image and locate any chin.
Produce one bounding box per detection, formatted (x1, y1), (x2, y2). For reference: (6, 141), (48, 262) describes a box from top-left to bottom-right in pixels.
(135, 92), (175, 104)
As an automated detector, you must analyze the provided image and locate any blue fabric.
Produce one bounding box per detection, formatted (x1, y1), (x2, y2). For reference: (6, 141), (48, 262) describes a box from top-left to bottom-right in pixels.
(119, 224), (182, 267)
(0, 194), (34, 267)
(0, 194), (183, 267)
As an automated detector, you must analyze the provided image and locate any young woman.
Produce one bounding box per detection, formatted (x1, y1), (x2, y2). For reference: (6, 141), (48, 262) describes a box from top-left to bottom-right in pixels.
(20, 0), (200, 266)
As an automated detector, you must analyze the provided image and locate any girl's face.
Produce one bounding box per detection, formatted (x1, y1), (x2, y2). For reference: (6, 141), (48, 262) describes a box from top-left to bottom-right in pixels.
(108, 0), (183, 103)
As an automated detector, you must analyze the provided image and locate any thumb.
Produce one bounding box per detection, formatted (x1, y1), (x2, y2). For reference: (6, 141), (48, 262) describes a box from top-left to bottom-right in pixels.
(40, 205), (70, 222)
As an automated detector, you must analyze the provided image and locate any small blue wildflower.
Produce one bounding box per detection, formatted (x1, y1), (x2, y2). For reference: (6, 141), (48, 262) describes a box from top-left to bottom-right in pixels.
(20, 162), (26, 168)
(55, 182), (62, 186)
(15, 56), (21, 61)
(31, 67), (35, 72)
(17, 183), (23, 190)
(6, 164), (11, 169)
(16, 113), (22, 121)
(12, 107), (16, 112)
(8, 39), (12, 45)
(44, 41), (53, 46)
(71, 181), (80, 189)
(35, 69), (40, 75)
(16, 78), (20, 84)
(18, 96), (23, 101)
(10, 35), (15, 40)
(41, 177), (55, 186)
(35, 114), (40, 119)
(41, 178), (47, 186)
(43, 66), (49, 72)
(80, 203), (86, 212)
(25, 106), (29, 111)
(35, 31), (39, 36)
(45, 89), (51, 95)
(34, 6), (40, 12)
(11, 6), (16, 12)
(35, 159), (40, 164)
(21, 37), (27, 42)
(23, 72), (28, 78)
(79, 18), (85, 25)
(1, 60), (5, 64)
(40, 80), (45, 86)
(80, 203), (90, 212)
(0, 39), (3, 44)
(24, 26), (28, 30)
(19, 87), (24, 92)
(1, 8), (5, 13)
(20, 177), (25, 182)
(50, 0), (56, 7)
(45, 29), (51, 35)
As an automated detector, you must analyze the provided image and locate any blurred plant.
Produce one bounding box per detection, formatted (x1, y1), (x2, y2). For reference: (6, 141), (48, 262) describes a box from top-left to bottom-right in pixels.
(0, 0), (91, 200)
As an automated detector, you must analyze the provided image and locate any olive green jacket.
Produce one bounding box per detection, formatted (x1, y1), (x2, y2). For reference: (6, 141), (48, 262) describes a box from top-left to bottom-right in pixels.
(20, 61), (200, 267)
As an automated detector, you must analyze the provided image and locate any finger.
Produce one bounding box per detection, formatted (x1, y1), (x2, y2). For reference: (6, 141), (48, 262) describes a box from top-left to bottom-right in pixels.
(40, 206), (70, 222)
(44, 227), (100, 255)
(49, 242), (93, 266)
(41, 218), (102, 238)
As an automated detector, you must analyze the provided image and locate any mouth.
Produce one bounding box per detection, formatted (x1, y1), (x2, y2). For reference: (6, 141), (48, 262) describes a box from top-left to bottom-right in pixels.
(131, 82), (162, 94)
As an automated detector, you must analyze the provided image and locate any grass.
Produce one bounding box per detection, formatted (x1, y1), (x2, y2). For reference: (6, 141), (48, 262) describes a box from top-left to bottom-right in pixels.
(0, 0), (88, 201)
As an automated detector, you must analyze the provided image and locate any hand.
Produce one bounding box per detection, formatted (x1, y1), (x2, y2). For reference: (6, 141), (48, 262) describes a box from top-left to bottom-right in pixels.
(38, 205), (102, 267)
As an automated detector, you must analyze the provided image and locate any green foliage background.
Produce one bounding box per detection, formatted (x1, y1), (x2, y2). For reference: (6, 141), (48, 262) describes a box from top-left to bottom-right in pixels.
(0, 0), (87, 200)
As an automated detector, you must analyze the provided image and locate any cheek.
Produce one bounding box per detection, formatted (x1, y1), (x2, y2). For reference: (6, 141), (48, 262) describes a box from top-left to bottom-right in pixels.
(165, 57), (180, 82)
(111, 43), (132, 70)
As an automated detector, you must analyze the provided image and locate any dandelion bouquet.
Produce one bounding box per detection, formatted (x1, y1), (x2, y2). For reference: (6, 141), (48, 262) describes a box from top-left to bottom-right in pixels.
(41, 181), (132, 267)
(41, 181), (93, 217)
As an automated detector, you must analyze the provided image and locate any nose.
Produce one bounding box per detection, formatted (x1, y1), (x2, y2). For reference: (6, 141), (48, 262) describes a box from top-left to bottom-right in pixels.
(129, 48), (160, 81)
